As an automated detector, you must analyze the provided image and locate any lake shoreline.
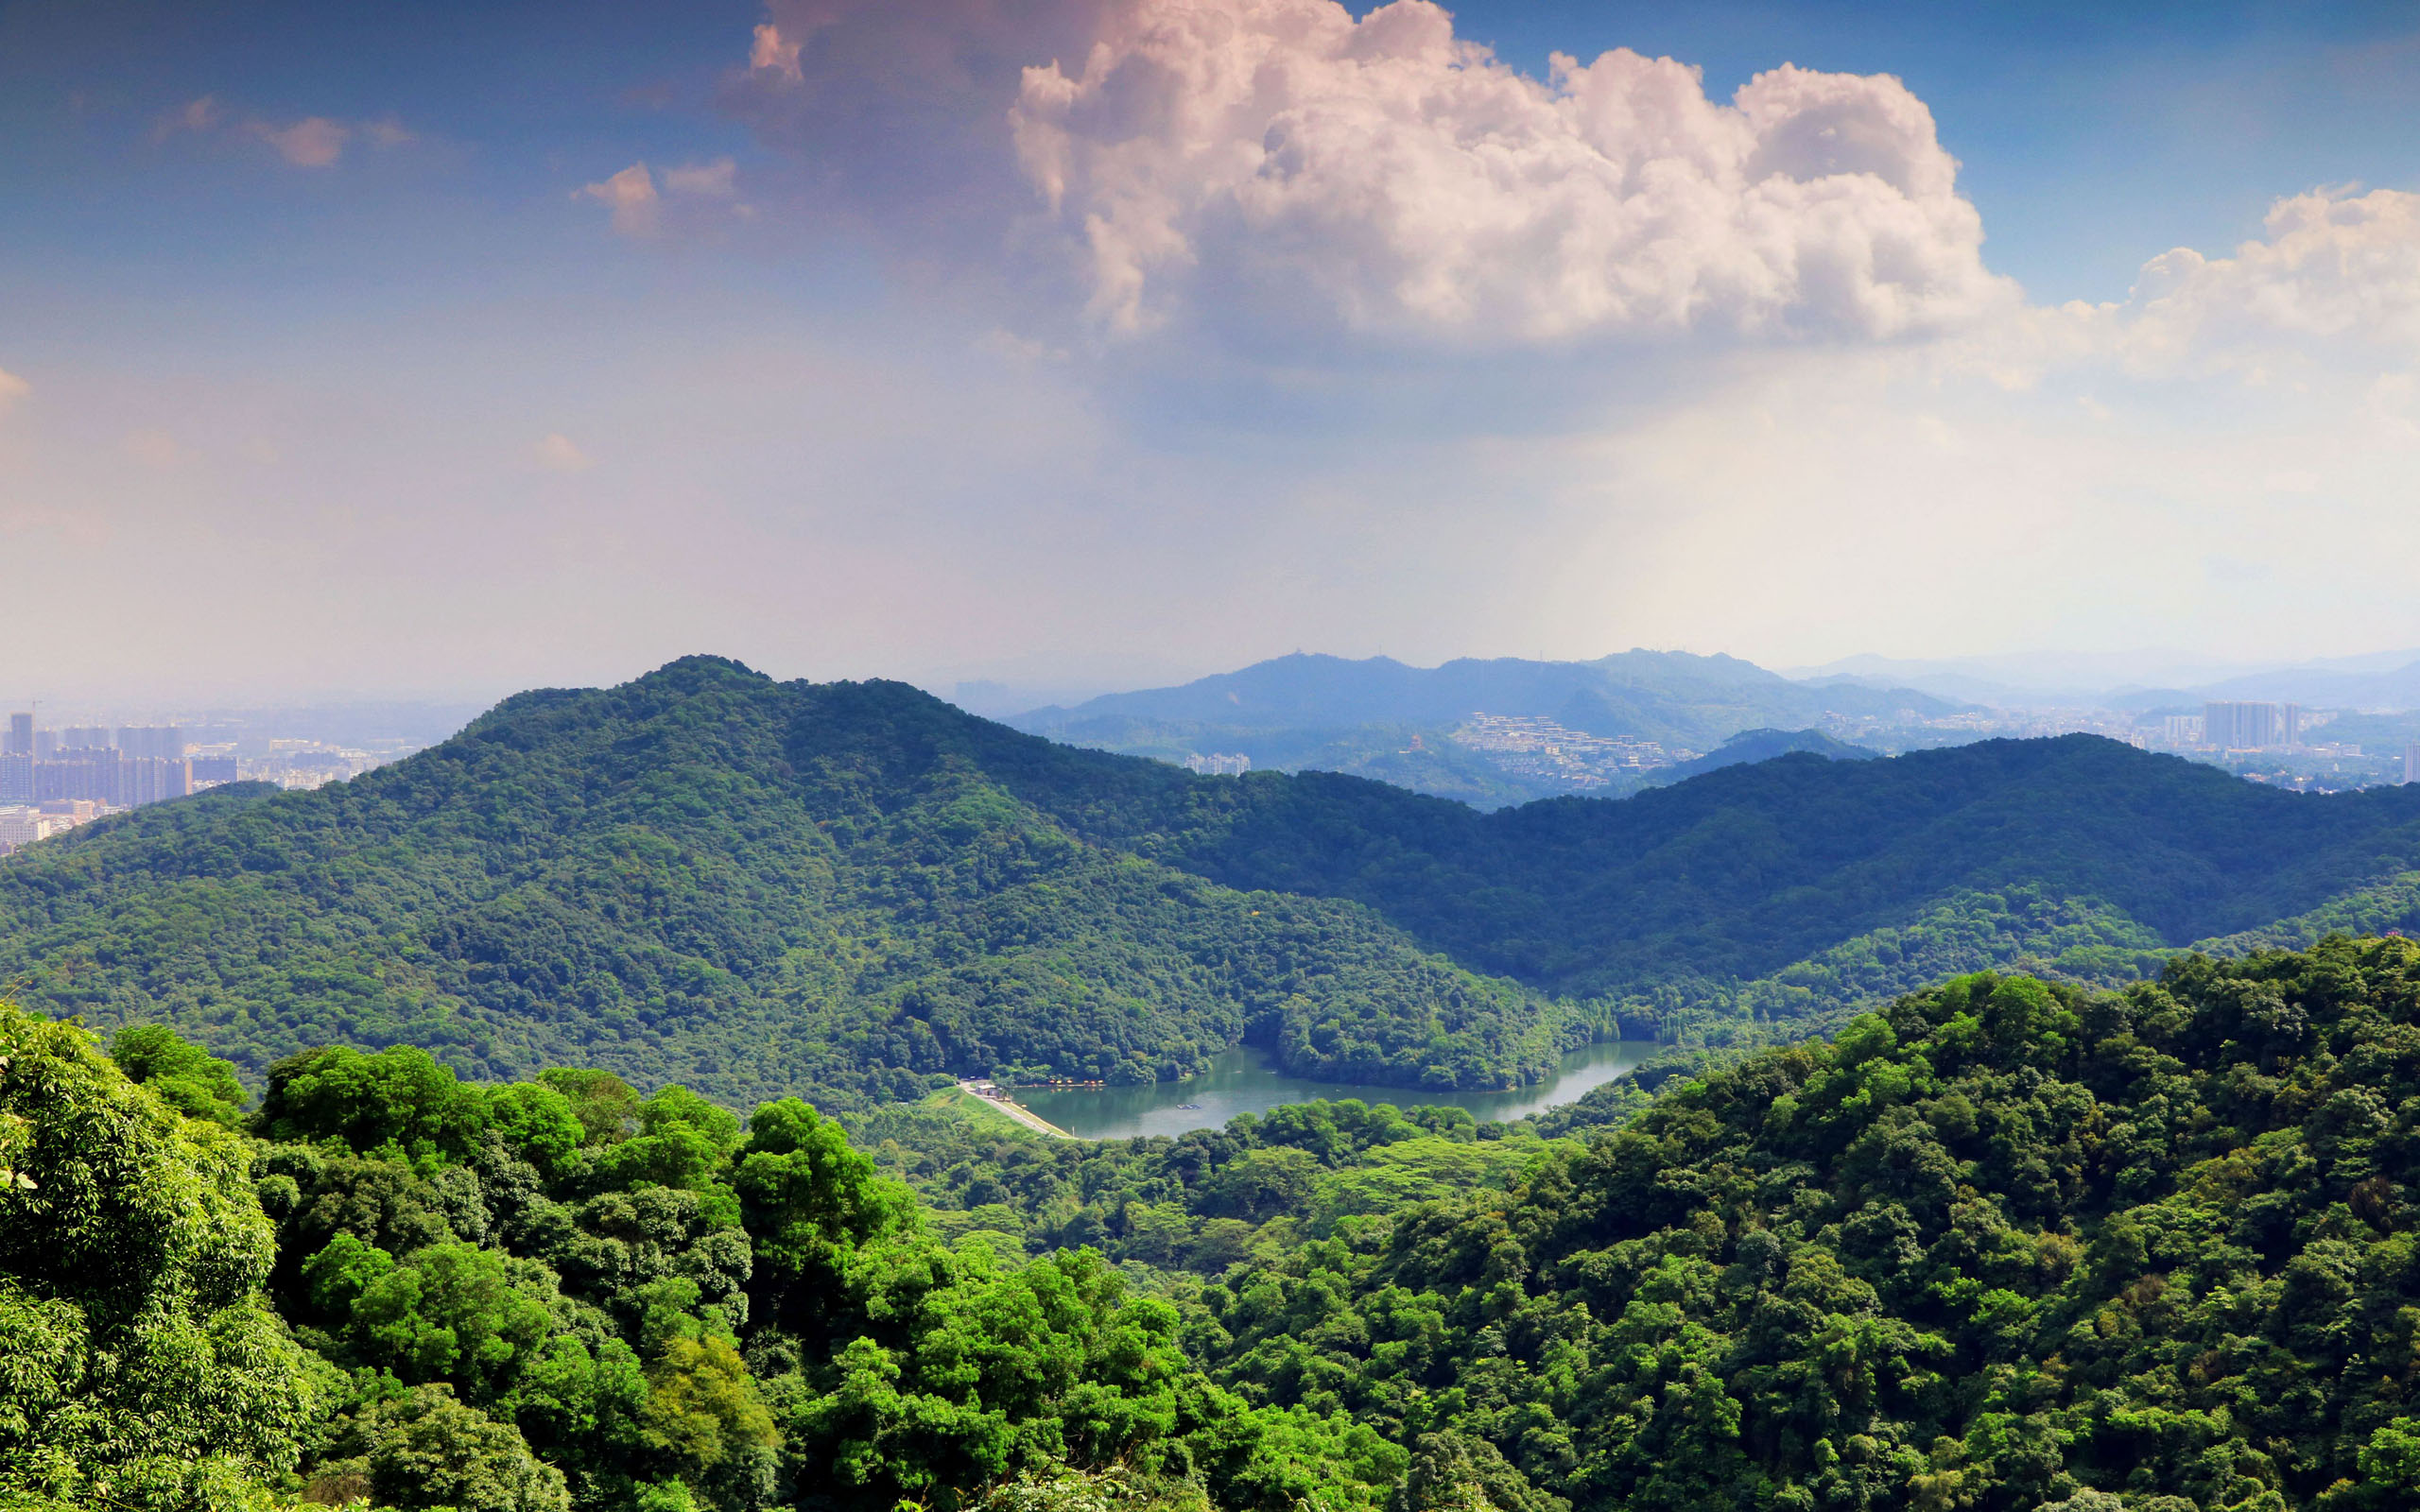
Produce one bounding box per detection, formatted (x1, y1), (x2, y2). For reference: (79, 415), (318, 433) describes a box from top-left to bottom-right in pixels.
(1017, 1039), (1659, 1141)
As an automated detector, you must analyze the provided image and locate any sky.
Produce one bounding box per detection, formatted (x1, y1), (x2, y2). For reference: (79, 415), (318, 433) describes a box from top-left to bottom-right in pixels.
(2, 0), (2418, 703)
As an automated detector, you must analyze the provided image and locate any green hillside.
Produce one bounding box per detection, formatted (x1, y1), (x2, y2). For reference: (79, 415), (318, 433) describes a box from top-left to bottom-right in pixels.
(20, 938), (2420, 1512)
(0, 660), (1565, 1107)
(1167, 935), (2420, 1510)
(1056, 736), (2420, 1012)
(10, 658), (2420, 1110)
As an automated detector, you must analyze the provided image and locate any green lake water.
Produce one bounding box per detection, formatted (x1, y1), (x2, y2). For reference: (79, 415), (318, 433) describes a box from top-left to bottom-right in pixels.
(1014, 1040), (1658, 1140)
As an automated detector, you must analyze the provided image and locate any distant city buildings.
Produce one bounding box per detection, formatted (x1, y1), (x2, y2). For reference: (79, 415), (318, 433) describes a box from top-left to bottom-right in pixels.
(2204, 701), (2303, 750)
(2407, 743), (2419, 785)
(118, 726), (186, 760)
(0, 719), (193, 822)
(0, 708), (411, 856)
(0, 799), (108, 852)
(1453, 713), (1683, 788)
(1184, 752), (1252, 776)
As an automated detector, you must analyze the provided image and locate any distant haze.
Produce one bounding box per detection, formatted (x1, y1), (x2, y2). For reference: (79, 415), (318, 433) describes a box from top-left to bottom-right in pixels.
(6, 3), (2420, 694)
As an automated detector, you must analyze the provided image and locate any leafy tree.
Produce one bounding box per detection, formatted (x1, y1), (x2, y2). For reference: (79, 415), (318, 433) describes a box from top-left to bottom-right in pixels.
(0, 1002), (316, 1508)
(109, 1022), (248, 1125)
(255, 1043), (491, 1163)
(489, 1081), (588, 1173)
(641, 1332), (777, 1508)
(313, 1383), (571, 1512)
(346, 1241), (562, 1398)
(543, 1069), (647, 1145)
(734, 1098), (914, 1325)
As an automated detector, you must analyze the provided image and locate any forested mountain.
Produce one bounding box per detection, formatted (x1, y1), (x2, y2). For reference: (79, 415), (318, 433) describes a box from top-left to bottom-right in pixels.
(1007, 651), (1959, 802)
(20, 939), (2420, 1511)
(10, 658), (2420, 1111)
(867, 936), (2420, 1510)
(0, 659), (1569, 1108)
(1098, 733), (2420, 1010)
(1013, 651), (1956, 748)
(1168, 936), (2420, 1511)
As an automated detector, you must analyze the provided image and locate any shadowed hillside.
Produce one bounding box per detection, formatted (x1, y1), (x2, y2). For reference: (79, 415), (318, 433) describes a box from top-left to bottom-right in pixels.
(9, 658), (2420, 1107)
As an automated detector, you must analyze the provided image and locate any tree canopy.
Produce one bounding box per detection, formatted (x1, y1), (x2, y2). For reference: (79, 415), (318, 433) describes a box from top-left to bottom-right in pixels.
(0, 1002), (316, 1508)
(17, 936), (2420, 1508)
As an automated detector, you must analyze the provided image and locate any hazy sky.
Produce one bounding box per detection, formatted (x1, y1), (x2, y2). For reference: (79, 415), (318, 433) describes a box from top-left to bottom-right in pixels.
(4, 0), (2418, 701)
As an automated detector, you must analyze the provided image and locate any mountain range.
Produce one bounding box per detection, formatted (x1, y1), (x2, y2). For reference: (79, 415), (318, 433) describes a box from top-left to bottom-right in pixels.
(12, 657), (2420, 1112)
(2111, 657), (2420, 713)
(1794, 646), (2420, 712)
(1014, 649), (1959, 744)
(1008, 649), (1961, 802)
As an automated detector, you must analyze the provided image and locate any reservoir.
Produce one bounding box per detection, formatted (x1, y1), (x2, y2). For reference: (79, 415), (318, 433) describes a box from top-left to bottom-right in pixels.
(1015, 1039), (1659, 1140)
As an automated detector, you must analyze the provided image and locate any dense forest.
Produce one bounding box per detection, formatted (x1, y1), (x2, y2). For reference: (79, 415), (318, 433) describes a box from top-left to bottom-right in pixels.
(0, 1004), (1400, 1512)
(7, 659), (2420, 1109)
(0, 660), (1570, 1107)
(15, 936), (2420, 1510)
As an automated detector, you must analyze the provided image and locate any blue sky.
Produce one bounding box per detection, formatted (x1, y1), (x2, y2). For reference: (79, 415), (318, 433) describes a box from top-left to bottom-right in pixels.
(3, 0), (2417, 700)
(1450, 1), (2420, 299)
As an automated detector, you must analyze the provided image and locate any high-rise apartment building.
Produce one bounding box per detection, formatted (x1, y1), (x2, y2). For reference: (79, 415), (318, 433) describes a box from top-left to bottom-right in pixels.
(2204, 701), (2290, 749)
(34, 751), (108, 803)
(60, 726), (112, 750)
(123, 757), (192, 805)
(7, 713), (31, 756)
(117, 727), (185, 760)
(2408, 743), (2419, 785)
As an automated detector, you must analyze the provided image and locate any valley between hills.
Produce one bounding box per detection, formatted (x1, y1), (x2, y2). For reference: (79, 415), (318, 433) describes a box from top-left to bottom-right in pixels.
(12, 658), (2420, 1512)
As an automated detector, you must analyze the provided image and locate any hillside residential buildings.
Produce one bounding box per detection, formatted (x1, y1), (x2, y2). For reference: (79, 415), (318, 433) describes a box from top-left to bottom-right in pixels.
(2204, 701), (2304, 750)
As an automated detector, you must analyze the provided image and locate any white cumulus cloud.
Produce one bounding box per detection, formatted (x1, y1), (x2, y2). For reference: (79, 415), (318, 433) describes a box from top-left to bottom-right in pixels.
(2105, 187), (2420, 374)
(727, 0), (2420, 401)
(580, 164), (661, 237)
(1009, 0), (2014, 344)
(579, 160), (749, 237)
(749, 22), (802, 81)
